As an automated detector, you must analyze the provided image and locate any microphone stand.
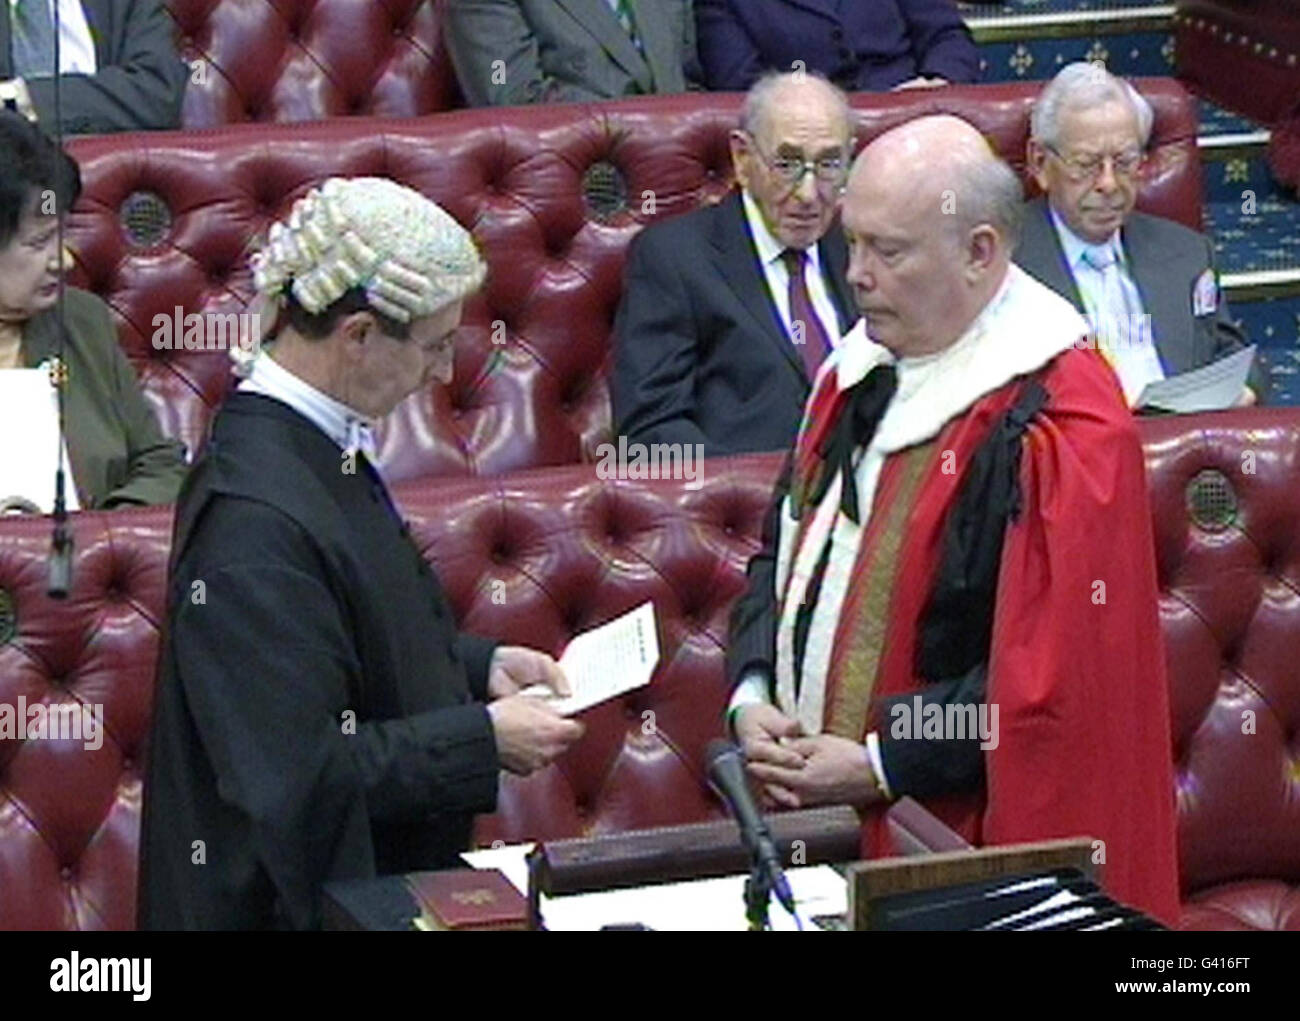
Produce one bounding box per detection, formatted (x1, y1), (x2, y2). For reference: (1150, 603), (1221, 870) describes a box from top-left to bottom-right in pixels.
(744, 858), (774, 931)
(46, 0), (74, 599)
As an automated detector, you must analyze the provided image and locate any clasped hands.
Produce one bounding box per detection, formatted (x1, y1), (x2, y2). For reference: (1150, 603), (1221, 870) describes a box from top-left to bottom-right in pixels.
(733, 703), (885, 810)
(484, 646), (584, 776)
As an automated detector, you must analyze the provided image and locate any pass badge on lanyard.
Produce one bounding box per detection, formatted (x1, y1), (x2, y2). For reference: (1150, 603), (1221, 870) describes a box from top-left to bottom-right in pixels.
(1192, 268), (1218, 317)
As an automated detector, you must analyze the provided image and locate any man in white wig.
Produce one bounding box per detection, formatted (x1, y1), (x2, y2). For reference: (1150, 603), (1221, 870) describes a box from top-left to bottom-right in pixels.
(139, 178), (583, 930)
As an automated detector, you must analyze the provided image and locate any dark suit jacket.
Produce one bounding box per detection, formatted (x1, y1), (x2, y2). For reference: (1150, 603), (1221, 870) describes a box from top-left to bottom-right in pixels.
(697, 0), (978, 92)
(612, 190), (855, 456)
(0, 0), (185, 133)
(20, 287), (187, 508)
(446, 0), (700, 107)
(1016, 197), (1264, 398)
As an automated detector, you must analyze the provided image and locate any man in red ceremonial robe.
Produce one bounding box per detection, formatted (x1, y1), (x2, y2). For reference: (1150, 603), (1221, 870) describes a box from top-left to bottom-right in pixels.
(725, 115), (1180, 924)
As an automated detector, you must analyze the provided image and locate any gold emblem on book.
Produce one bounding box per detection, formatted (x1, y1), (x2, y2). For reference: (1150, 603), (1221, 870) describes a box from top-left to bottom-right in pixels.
(451, 888), (496, 906)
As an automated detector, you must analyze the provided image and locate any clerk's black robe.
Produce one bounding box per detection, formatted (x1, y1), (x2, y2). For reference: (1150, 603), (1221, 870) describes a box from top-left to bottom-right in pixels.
(138, 394), (501, 930)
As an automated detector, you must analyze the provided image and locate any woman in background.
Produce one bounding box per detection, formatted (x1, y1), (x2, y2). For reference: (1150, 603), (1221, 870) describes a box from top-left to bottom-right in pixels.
(0, 111), (185, 510)
(697, 0), (979, 93)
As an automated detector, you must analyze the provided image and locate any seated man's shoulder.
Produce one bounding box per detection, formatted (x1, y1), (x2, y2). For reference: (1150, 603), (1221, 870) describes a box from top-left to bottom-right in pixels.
(1127, 209), (1210, 255)
(630, 198), (726, 254)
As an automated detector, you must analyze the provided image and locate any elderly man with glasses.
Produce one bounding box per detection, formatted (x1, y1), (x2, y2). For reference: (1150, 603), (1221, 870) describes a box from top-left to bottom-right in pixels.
(612, 71), (857, 456)
(1018, 62), (1262, 407)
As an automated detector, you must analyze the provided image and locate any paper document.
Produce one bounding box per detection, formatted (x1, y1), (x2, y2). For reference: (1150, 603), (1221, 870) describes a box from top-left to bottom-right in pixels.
(522, 600), (659, 715)
(1136, 345), (1255, 413)
(0, 368), (79, 514)
(460, 843), (846, 931)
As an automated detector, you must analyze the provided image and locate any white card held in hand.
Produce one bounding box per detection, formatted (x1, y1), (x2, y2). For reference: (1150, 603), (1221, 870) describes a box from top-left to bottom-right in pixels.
(523, 601), (660, 715)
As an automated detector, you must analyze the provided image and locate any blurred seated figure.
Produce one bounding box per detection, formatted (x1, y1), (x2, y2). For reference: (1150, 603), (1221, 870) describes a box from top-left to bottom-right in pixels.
(446, 0), (700, 106)
(0, 0), (185, 134)
(1018, 62), (1263, 406)
(696, 0), (978, 93)
(0, 112), (186, 511)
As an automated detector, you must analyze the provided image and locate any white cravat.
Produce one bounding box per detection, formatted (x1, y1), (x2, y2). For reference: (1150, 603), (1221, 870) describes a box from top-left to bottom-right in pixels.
(237, 349), (378, 461)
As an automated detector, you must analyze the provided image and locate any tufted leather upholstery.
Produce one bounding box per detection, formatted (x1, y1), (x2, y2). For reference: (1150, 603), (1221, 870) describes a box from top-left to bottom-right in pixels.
(2, 410), (1298, 929)
(1143, 410), (1300, 931)
(1174, 0), (1300, 125)
(166, 0), (463, 128)
(61, 80), (1203, 479)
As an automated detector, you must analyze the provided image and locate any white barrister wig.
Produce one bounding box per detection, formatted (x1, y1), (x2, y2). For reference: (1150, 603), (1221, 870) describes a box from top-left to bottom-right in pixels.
(249, 176), (486, 324)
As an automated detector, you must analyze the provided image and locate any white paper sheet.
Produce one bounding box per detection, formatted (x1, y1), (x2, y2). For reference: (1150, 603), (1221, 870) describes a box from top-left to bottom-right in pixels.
(1136, 345), (1256, 413)
(460, 843), (846, 931)
(521, 600), (659, 715)
(0, 368), (79, 514)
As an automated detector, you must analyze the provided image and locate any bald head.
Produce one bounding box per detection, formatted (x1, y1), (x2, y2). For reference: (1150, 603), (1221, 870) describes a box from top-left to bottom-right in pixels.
(850, 115), (1022, 247)
(840, 115), (1024, 357)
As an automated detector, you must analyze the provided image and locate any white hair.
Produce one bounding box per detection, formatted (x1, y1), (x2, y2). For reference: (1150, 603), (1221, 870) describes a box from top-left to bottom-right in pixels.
(741, 70), (851, 144)
(1030, 62), (1154, 150)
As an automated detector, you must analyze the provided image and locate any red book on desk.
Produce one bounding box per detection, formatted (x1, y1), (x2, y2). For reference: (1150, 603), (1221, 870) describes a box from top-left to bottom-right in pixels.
(406, 870), (528, 931)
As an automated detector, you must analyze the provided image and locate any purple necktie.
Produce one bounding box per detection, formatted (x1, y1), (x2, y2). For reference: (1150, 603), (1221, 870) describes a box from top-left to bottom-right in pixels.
(781, 248), (833, 378)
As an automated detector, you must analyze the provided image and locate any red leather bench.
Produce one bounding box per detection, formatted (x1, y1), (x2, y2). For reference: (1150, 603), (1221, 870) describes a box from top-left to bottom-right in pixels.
(166, 0), (464, 128)
(2, 411), (1298, 930)
(62, 80), (1203, 479)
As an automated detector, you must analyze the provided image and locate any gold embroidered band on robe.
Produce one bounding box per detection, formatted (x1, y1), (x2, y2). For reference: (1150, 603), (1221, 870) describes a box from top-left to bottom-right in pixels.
(822, 440), (938, 739)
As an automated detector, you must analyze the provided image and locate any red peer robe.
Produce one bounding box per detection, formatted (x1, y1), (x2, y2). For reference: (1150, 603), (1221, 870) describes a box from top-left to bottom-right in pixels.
(776, 275), (1180, 925)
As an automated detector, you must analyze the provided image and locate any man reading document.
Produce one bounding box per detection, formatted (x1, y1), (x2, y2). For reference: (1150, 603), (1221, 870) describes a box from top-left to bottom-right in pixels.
(139, 179), (583, 930)
(726, 117), (1180, 924)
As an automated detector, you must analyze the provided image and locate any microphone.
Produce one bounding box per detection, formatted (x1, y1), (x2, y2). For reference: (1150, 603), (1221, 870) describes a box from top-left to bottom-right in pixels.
(705, 739), (797, 918)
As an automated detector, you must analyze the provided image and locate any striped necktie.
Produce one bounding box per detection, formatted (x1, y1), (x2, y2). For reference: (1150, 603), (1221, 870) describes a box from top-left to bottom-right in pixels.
(10, 0), (57, 78)
(1079, 243), (1130, 368)
(609, 0), (643, 53)
(782, 248), (833, 378)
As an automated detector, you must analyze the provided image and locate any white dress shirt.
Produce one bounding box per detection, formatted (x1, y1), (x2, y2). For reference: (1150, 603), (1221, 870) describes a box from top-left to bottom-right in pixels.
(741, 189), (845, 354)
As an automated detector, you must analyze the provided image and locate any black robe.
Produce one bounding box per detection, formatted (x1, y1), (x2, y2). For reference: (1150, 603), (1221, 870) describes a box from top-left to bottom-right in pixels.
(138, 394), (500, 930)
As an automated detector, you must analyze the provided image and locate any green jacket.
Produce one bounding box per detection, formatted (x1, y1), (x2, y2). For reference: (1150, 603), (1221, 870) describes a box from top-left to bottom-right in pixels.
(21, 288), (187, 509)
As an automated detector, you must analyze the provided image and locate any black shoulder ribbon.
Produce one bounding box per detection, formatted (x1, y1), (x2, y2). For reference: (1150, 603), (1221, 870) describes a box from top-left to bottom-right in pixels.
(812, 363), (898, 524)
(914, 377), (1050, 685)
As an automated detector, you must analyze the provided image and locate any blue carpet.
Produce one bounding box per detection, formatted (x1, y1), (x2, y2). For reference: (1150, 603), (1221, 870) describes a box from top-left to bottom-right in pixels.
(978, 32), (1174, 82)
(1197, 99), (1264, 138)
